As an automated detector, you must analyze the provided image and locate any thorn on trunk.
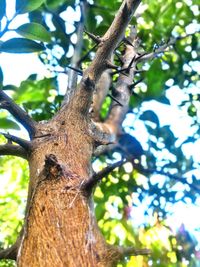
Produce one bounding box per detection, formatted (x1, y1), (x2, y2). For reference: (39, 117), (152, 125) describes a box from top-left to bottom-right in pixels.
(84, 29), (101, 44)
(111, 67), (128, 76)
(127, 55), (136, 70)
(78, 44), (98, 65)
(135, 69), (145, 74)
(136, 52), (148, 61)
(106, 60), (119, 70)
(82, 160), (125, 196)
(107, 94), (123, 106)
(123, 37), (134, 47)
(129, 78), (144, 90)
(67, 66), (83, 75)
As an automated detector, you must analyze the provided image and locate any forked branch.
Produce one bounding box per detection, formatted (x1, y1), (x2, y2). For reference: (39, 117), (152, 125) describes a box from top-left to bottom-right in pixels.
(85, 0), (141, 81)
(69, 0), (141, 116)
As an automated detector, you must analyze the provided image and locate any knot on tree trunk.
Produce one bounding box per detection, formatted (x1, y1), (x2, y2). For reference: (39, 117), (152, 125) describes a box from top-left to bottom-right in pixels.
(44, 154), (63, 179)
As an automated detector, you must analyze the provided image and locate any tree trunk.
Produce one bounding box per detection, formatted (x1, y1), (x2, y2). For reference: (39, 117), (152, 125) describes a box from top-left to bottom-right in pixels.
(16, 106), (118, 267)
(0, 1), (151, 265)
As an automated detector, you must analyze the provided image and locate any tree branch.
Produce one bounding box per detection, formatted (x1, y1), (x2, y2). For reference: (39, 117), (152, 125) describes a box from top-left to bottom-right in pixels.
(93, 143), (117, 157)
(0, 144), (28, 159)
(91, 70), (112, 122)
(0, 230), (23, 261)
(0, 89), (36, 138)
(104, 27), (140, 135)
(117, 246), (151, 257)
(67, 0), (141, 117)
(107, 244), (150, 265)
(137, 32), (199, 62)
(0, 242), (18, 260)
(0, 132), (31, 151)
(83, 160), (125, 193)
(133, 162), (200, 193)
(63, 0), (88, 105)
(85, 0), (141, 81)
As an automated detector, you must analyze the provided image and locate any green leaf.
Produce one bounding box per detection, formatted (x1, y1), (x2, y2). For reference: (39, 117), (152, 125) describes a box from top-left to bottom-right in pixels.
(0, 0), (6, 20)
(146, 59), (166, 98)
(16, 0), (45, 14)
(45, 0), (70, 10)
(0, 118), (20, 130)
(15, 23), (51, 43)
(3, 85), (18, 91)
(0, 38), (45, 53)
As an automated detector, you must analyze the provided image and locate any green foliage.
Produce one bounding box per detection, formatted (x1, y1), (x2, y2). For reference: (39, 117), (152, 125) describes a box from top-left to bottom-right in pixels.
(0, 0), (199, 266)
(0, 138), (28, 266)
(16, 0), (45, 14)
(0, 118), (20, 130)
(0, 38), (45, 53)
(146, 59), (165, 98)
(16, 23), (51, 43)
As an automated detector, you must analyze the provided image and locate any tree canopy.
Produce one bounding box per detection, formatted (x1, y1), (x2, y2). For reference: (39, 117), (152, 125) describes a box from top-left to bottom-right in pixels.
(0, 0), (199, 266)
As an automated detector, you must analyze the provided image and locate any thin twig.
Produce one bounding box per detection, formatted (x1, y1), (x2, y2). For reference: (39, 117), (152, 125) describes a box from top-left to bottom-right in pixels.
(65, 0), (88, 100)
(84, 29), (101, 43)
(104, 26), (140, 134)
(137, 32), (200, 62)
(133, 162), (200, 193)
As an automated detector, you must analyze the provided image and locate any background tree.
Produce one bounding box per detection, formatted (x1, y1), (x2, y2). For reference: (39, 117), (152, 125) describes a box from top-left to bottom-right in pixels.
(0, 0), (199, 266)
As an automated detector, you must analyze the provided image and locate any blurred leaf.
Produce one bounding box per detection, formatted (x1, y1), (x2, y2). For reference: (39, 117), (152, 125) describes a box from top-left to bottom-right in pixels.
(140, 110), (160, 126)
(16, 0), (45, 14)
(0, 118), (20, 130)
(45, 0), (71, 9)
(14, 77), (56, 103)
(2, 85), (18, 91)
(0, 0), (6, 20)
(146, 59), (166, 98)
(0, 66), (3, 86)
(0, 38), (45, 53)
(15, 23), (51, 43)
